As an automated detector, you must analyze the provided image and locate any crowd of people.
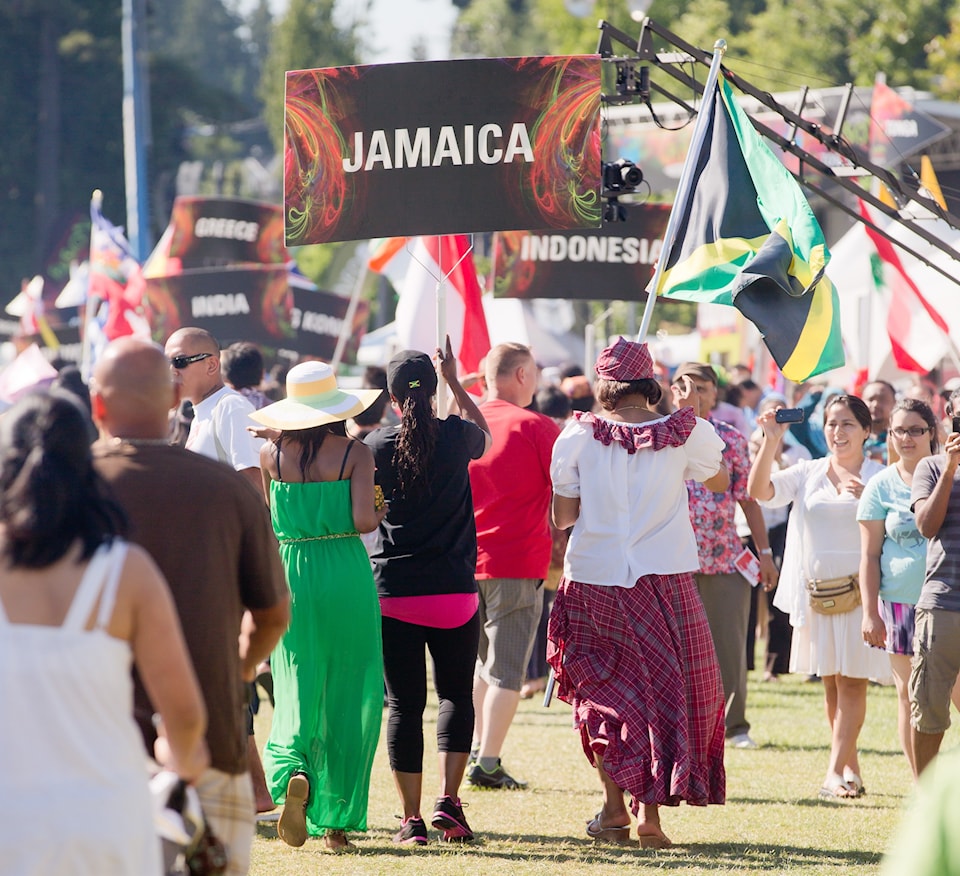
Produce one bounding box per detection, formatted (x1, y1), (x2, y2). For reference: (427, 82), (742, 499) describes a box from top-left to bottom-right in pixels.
(2, 327), (960, 872)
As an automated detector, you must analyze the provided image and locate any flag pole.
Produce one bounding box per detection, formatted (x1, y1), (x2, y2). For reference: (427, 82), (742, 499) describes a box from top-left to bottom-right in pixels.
(636, 38), (727, 344)
(330, 254), (367, 371)
(436, 238), (448, 418)
(80, 190), (103, 382)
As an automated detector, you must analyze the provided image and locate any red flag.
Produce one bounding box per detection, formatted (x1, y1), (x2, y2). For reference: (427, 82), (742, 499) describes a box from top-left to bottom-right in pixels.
(859, 200), (950, 373)
(394, 235), (491, 381)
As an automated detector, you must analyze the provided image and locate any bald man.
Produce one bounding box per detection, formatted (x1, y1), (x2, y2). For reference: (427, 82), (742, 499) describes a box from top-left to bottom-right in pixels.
(164, 327), (263, 493)
(91, 338), (289, 876)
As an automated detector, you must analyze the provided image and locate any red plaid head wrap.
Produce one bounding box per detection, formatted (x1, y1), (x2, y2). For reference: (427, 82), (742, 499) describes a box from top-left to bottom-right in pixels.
(595, 337), (654, 381)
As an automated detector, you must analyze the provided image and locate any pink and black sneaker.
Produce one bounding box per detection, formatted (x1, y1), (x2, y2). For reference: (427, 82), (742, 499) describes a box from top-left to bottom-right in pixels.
(431, 795), (474, 843)
(393, 815), (428, 845)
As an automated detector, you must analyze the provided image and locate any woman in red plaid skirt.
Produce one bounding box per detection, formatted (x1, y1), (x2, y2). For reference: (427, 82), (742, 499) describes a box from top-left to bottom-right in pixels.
(547, 337), (729, 848)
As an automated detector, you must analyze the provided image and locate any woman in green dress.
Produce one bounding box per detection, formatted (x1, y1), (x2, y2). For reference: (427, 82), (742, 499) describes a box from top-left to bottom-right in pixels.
(250, 361), (387, 851)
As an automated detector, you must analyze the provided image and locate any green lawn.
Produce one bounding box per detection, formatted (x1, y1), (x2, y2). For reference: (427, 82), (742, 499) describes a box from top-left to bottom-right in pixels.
(249, 666), (952, 875)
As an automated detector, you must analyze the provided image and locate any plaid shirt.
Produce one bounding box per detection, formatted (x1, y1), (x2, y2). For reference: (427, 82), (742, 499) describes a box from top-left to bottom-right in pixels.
(686, 417), (752, 575)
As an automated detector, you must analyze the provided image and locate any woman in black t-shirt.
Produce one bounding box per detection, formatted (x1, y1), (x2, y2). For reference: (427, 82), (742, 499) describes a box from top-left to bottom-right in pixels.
(365, 337), (490, 845)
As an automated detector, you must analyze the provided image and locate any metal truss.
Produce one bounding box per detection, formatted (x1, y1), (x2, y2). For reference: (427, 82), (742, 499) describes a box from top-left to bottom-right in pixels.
(597, 18), (960, 287)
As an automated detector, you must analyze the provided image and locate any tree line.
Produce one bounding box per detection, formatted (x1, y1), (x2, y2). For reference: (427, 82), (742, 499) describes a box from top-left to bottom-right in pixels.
(2, 0), (960, 301)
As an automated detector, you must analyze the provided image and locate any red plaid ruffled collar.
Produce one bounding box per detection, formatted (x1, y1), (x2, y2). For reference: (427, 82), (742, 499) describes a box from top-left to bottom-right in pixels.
(576, 406), (697, 454)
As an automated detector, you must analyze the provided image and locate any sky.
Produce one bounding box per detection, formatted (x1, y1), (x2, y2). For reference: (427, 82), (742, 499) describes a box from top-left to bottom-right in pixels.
(251, 0), (458, 65)
(356, 0), (458, 63)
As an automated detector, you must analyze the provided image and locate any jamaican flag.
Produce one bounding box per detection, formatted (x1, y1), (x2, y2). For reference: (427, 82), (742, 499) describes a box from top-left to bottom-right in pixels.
(656, 77), (844, 382)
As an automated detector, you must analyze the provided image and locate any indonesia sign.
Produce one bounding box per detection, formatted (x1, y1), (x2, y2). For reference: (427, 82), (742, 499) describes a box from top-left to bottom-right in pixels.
(490, 204), (670, 300)
(284, 56), (602, 245)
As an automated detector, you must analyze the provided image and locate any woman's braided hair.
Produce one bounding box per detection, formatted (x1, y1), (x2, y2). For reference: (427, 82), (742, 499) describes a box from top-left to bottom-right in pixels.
(394, 385), (438, 502)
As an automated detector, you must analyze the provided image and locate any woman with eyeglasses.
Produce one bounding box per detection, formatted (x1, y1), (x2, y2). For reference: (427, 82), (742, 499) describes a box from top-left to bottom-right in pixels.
(857, 398), (957, 777)
(749, 394), (890, 800)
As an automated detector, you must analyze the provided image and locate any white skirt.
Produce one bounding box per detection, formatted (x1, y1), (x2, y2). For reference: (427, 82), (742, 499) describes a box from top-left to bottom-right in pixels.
(789, 603), (893, 683)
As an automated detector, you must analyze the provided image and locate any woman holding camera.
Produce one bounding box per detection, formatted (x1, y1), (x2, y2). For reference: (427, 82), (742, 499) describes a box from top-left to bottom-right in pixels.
(748, 394), (889, 800)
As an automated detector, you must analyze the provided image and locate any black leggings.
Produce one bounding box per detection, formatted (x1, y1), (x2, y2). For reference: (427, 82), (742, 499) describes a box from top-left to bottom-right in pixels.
(381, 611), (480, 773)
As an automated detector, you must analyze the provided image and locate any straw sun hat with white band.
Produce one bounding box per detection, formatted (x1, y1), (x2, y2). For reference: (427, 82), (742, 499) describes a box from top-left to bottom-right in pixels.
(249, 361), (382, 431)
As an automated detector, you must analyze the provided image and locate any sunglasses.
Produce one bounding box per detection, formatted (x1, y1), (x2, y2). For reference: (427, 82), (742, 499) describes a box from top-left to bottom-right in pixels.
(169, 352), (212, 370)
(889, 426), (931, 438)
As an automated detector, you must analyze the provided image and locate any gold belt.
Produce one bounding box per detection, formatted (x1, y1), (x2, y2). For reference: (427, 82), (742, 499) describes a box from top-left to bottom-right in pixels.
(279, 532), (358, 544)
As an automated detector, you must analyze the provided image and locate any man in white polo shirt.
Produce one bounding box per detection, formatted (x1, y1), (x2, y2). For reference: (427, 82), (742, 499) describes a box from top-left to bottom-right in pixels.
(164, 325), (272, 813)
(164, 327), (263, 494)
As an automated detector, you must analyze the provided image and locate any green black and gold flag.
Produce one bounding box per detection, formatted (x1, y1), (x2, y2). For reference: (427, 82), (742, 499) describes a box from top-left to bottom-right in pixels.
(656, 77), (844, 382)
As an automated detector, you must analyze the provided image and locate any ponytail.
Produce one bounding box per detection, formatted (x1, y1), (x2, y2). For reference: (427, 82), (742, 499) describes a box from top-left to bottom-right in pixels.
(393, 390), (438, 502)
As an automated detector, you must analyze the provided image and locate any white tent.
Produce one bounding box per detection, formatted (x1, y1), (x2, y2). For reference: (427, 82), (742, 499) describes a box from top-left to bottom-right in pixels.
(827, 205), (960, 382)
(482, 298), (584, 368)
(358, 297), (584, 370)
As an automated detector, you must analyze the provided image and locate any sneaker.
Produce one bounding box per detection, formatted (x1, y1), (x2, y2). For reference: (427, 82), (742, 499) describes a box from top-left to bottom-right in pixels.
(467, 759), (528, 790)
(393, 816), (428, 845)
(431, 796), (474, 842)
(726, 732), (758, 750)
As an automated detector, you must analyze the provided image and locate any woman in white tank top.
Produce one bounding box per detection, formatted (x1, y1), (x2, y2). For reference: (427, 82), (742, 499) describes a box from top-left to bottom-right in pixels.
(0, 390), (209, 875)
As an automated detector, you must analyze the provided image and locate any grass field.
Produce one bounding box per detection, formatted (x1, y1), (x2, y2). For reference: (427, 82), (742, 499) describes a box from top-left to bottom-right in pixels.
(249, 665), (956, 875)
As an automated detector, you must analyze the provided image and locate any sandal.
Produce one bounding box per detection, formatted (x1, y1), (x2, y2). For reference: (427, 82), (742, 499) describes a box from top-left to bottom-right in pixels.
(278, 774), (309, 847)
(586, 812), (633, 844)
(843, 771), (866, 797)
(818, 774), (856, 801)
(323, 829), (355, 852)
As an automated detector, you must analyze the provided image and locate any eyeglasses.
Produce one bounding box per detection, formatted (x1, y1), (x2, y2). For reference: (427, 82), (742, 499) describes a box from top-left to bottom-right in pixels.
(169, 352), (212, 370)
(890, 427), (931, 438)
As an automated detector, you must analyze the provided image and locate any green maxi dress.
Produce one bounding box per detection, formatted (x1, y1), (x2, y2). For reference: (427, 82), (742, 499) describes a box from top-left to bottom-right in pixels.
(263, 477), (383, 836)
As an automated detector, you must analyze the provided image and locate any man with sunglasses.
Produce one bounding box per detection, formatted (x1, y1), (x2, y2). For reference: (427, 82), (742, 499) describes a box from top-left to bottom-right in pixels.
(165, 326), (274, 814)
(164, 327), (264, 495)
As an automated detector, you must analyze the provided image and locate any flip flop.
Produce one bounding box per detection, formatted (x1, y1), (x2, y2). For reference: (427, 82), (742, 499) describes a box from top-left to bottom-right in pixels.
(322, 829), (356, 852)
(278, 774), (309, 847)
(818, 778), (855, 801)
(843, 772), (866, 797)
(586, 812), (633, 843)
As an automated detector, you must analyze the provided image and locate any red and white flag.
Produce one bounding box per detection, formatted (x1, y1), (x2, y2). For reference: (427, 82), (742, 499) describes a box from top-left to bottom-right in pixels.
(376, 235), (491, 380)
(859, 200), (951, 373)
(89, 196), (146, 340)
